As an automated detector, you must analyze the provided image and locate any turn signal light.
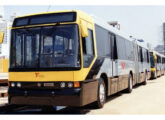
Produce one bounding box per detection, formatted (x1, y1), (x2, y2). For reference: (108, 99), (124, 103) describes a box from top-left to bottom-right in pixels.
(8, 82), (10, 87)
(74, 82), (80, 88)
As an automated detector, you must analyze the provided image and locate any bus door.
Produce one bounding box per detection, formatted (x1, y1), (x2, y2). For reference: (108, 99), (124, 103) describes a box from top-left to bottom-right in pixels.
(111, 34), (118, 76)
(139, 46), (144, 83)
(133, 42), (139, 84)
(110, 33), (118, 94)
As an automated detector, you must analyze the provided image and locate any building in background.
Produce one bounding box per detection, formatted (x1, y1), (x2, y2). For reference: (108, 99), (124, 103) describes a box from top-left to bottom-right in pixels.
(163, 23), (165, 55)
(0, 5), (4, 18)
(0, 6), (16, 81)
(154, 44), (165, 55)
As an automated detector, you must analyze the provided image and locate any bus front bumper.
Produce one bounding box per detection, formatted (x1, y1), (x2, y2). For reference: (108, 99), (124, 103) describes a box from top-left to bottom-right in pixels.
(8, 80), (98, 107)
(9, 88), (82, 106)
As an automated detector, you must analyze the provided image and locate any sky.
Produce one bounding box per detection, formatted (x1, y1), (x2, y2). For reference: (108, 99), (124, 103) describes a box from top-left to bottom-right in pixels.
(3, 5), (165, 48)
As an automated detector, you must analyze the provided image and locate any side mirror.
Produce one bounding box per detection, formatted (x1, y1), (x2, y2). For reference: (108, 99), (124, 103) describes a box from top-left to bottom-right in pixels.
(0, 32), (4, 44)
(81, 20), (88, 37)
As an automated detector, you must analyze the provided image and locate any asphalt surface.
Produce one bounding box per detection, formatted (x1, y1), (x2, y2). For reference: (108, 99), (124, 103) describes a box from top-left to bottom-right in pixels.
(0, 75), (165, 114)
(88, 75), (165, 114)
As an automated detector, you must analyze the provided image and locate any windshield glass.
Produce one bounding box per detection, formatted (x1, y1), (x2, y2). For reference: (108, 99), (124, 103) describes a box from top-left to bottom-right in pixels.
(10, 24), (80, 71)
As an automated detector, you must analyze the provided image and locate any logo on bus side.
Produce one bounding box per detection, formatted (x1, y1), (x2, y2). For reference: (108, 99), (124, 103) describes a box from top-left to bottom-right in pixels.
(121, 62), (126, 70)
(35, 72), (44, 78)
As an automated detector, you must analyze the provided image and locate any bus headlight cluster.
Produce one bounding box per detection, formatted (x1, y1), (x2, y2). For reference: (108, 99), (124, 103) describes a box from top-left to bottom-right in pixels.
(60, 82), (74, 88)
(17, 83), (21, 88)
(60, 82), (65, 88)
(68, 83), (73, 88)
(11, 83), (15, 87)
(10, 82), (21, 88)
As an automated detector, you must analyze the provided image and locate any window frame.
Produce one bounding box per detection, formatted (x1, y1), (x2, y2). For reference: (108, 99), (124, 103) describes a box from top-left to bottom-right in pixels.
(82, 28), (95, 68)
(9, 24), (81, 72)
(95, 24), (111, 58)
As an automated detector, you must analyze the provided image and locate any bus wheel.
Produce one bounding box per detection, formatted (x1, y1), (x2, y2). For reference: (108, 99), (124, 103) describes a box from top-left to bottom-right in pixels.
(143, 72), (147, 85)
(126, 74), (133, 93)
(96, 78), (106, 108)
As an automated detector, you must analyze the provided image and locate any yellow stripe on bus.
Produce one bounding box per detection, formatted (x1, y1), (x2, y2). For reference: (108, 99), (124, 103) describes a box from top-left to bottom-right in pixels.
(151, 68), (156, 72)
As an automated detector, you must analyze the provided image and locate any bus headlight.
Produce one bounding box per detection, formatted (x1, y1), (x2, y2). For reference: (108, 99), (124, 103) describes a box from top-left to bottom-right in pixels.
(68, 83), (73, 88)
(11, 83), (15, 87)
(60, 82), (65, 88)
(17, 83), (21, 88)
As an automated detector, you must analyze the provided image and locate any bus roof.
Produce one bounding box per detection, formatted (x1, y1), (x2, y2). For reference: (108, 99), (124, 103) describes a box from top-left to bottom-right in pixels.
(92, 15), (149, 50)
(15, 10), (93, 23)
(12, 10), (94, 28)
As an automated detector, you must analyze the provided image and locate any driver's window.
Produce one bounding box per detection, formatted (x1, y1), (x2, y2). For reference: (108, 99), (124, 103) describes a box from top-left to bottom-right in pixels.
(82, 29), (94, 68)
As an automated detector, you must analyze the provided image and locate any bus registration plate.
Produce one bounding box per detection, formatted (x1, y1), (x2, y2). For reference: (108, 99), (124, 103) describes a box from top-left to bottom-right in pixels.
(44, 83), (54, 87)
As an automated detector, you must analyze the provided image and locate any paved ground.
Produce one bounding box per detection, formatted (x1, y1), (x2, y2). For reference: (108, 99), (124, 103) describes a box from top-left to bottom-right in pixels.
(87, 75), (165, 114)
(0, 75), (165, 114)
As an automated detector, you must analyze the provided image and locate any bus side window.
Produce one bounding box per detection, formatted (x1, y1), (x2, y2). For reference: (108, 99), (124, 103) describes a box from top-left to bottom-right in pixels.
(82, 29), (94, 68)
(147, 50), (149, 63)
(116, 36), (127, 60)
(143, 48), (147, 63)
(111, 34), (118, 60)
(140, 47), (143, 62)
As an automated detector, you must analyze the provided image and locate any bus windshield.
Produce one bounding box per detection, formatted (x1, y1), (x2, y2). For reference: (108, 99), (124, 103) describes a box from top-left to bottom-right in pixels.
(10, 24), (80, 71)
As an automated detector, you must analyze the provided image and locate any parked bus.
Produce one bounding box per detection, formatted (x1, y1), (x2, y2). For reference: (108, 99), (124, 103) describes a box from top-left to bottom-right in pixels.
(162, 56), (165, 75)
(137, 46), (151, 82)
(8, 10), (151, 108)
(160, 54), (165, 75)
(150, 51), (165, 79)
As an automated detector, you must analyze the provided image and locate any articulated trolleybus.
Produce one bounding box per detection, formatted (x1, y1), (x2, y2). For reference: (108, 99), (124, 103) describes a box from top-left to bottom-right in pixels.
(9, 10), (150, 108)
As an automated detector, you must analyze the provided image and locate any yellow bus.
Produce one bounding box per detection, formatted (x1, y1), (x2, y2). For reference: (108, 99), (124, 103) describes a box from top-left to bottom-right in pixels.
(150, 50), (165, 79)
(8, 10), (151, 108)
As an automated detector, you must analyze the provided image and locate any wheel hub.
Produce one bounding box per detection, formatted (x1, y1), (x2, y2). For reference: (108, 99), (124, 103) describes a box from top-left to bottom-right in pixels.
(99, 83), (105, 103)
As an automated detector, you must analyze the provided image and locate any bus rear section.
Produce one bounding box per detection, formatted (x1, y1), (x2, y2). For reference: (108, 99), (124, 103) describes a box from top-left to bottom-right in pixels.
(162, 56), (165, 74)
(8, 10), (150, 108)
(156, 55), (162, 77)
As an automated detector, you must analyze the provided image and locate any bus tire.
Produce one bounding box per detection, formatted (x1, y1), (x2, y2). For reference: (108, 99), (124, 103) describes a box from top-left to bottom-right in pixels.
(95, 78), (106, 108)
(143, 72), (147, 85)
(126, 74), (133, 93)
